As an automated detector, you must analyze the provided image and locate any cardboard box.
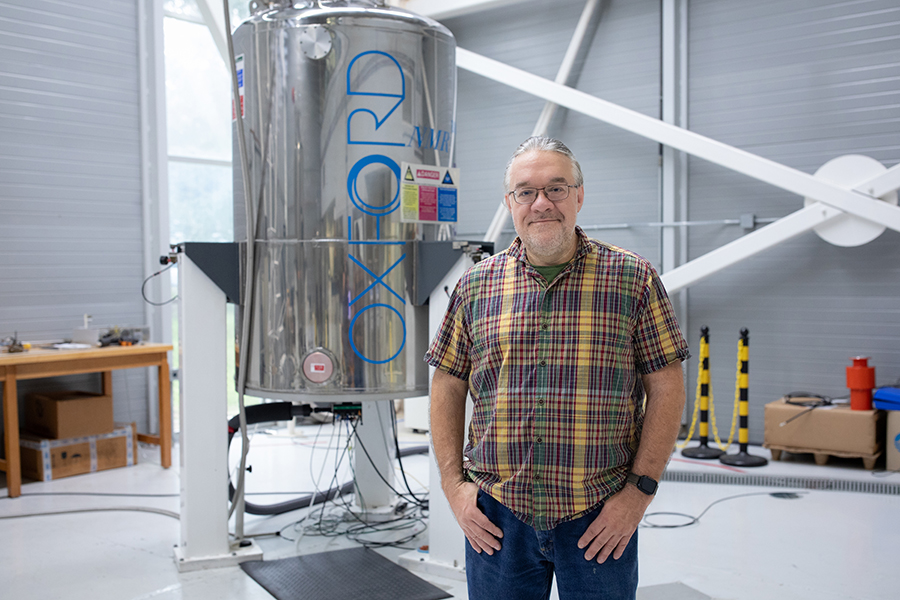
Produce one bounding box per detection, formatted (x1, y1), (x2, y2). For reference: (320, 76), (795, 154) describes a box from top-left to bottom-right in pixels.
(763, 397), (884, 455)
(19, 423), (137, 482)
(886, 410), (900, 472)
(24, 390), (114, 439)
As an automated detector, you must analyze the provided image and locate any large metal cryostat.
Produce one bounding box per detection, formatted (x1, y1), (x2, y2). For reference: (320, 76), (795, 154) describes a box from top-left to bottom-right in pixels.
(232, 1), (457, 402)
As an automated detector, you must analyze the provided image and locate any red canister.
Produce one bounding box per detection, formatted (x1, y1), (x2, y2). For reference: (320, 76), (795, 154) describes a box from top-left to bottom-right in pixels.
(846, 357), (875, 411)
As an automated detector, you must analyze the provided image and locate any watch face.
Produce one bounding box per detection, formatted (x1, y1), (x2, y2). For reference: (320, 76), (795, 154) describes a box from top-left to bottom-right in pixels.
(627, 473), (657, 495)
(638, 476), (657, 495)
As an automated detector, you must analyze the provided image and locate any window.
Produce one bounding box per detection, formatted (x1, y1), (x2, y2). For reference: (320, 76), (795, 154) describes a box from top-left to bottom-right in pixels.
(163, 0), (252, 424)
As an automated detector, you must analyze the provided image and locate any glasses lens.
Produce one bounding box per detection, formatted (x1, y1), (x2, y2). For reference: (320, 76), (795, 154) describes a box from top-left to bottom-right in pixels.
(512, 185), (572, 204)
(545, 185), (569, 201)
(515, 188), (537, 203)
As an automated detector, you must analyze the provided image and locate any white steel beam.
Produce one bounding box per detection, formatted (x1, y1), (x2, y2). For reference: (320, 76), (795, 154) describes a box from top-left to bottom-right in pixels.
(660, 203), (845, 294)
(137, 0), (171, 434)
(196, 0), (230, 66)
(484, 0), (603, 244)
(660, 0), (688, 275)
(456, 48), (900, 234)
(176, 254), (263, 570)
(531, 0), (602, 137)
(856, 162), (900, 199)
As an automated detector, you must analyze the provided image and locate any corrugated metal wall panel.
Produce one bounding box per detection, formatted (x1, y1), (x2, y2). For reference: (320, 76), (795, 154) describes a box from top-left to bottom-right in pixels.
(0, 0), (150, 433)
(444, 0), (662, 263)
(687, 0), (900, 444)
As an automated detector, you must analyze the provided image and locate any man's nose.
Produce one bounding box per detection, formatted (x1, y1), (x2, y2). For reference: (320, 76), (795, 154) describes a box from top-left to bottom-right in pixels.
(531, 189), (555, 209)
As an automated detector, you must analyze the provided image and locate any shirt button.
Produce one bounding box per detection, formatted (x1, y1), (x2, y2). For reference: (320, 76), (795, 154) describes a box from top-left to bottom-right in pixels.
(541, 323), (548, 330)
(536, 437), (543, 443)
(534, 473), (540, 481)
(539, 360), (546, 366)
(537, 398), (544, 406)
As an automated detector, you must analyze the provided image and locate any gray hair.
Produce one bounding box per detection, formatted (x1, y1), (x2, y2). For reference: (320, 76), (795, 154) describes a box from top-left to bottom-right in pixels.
(503, 136), (584, 191)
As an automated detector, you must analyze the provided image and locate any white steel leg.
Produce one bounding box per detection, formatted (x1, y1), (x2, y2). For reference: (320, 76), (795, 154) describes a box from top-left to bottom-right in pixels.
(399, 255), (473, 580)
(175, 252), (262, 571)
(353, 400), (398, 517)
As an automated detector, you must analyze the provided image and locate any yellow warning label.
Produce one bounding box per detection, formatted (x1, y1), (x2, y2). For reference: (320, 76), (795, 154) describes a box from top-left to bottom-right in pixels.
(401, 183), (419, 221)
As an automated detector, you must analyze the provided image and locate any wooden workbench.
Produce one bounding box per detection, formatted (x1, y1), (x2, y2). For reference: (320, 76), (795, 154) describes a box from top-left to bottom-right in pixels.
(1, 343), (173, 498)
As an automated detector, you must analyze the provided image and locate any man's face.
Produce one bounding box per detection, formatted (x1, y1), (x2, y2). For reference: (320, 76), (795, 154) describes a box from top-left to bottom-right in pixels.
(505, 150), (584, 265)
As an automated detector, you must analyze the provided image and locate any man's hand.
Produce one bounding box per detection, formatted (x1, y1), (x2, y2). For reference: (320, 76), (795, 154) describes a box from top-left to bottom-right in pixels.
(576, 485), (652, 563)
(445, 480), (503, 555)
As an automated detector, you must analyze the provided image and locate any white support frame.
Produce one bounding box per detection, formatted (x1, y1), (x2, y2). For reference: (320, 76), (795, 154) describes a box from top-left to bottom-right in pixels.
(660, 0), (688, 276)
(175, 254), (263, 571)
(399, 256), (474, 581)
(862, 164), (900, 199)
(456, 47), (900, 292)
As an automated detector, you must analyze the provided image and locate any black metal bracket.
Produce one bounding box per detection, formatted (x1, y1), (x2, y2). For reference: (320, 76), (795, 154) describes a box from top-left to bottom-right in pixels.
(178, 242), (242, 304)
(406, 240), (494, 306)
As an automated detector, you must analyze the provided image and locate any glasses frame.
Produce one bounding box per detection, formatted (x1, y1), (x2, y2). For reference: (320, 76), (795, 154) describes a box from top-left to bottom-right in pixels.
(507, 184), (579, 205)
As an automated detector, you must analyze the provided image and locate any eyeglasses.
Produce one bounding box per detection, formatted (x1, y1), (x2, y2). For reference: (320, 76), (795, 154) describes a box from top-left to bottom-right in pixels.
(507, 184), (578, 205)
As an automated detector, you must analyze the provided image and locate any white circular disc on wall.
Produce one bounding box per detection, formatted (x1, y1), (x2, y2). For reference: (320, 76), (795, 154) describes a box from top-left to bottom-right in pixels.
(803, 154), (898, 247)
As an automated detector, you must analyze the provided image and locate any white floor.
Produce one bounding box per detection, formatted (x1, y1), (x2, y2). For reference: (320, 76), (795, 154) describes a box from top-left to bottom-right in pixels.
(1, 416), (898, 600)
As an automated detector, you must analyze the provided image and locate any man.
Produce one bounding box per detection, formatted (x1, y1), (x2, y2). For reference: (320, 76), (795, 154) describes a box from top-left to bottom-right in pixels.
(425, 137), (690, 599)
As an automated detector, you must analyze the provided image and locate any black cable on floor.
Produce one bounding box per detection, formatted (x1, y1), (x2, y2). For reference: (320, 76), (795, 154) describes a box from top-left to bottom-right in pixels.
(641, 490), (807, 529)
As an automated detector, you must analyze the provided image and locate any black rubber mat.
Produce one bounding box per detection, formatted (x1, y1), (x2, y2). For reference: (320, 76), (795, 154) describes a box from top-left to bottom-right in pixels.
(240, 547), (453, 600)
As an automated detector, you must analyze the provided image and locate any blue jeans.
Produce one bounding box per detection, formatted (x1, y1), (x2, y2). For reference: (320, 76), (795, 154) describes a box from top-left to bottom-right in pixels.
(466, 490), (638, 600)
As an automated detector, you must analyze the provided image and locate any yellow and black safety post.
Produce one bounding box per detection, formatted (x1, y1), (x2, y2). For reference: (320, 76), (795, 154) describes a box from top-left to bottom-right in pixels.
(720, 328), (767, 467)
(682, 326), (725, 459)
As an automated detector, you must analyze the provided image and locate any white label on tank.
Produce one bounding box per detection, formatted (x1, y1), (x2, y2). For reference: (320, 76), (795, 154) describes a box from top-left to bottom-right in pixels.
(400, 161), (459, 224)
(233, 55), (244, 120)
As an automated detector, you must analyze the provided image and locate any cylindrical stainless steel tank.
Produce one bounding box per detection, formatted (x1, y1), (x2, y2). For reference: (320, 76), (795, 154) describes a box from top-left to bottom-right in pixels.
(232, 0), (456, 402)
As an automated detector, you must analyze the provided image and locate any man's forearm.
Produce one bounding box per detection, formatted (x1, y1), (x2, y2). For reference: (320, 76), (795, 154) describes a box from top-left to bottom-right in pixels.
(429, 368), (470, 493)
(632, 361), (686, 480)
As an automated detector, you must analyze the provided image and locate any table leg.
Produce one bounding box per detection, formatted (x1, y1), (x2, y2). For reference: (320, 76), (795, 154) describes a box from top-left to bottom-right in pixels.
(3, 368), (21, 498)
(101, 370), (113, 397)
(158, 358), (171, 469)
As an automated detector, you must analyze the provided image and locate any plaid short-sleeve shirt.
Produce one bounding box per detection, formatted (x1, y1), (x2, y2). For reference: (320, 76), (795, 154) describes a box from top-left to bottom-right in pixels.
(425, 227), (690, 530)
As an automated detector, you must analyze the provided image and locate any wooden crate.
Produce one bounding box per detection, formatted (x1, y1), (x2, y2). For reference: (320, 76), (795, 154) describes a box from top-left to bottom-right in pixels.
(19, 423), (137, 482)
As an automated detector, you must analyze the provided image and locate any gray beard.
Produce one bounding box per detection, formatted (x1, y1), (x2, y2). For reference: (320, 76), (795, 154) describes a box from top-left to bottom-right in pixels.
(517, 224), (576, 265)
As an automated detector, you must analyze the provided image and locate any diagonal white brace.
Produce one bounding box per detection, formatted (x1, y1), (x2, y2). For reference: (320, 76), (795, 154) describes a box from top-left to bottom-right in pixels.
(456, 47), (900, 234)
(660, 203), (844, 294)
(854, 162), (900, 199)
(195, 0), (230, 66)
(483, 0), (602, 244)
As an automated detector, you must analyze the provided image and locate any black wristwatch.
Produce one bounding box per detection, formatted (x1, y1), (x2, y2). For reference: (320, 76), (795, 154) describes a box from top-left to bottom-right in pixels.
(625, 472), (658, 496)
